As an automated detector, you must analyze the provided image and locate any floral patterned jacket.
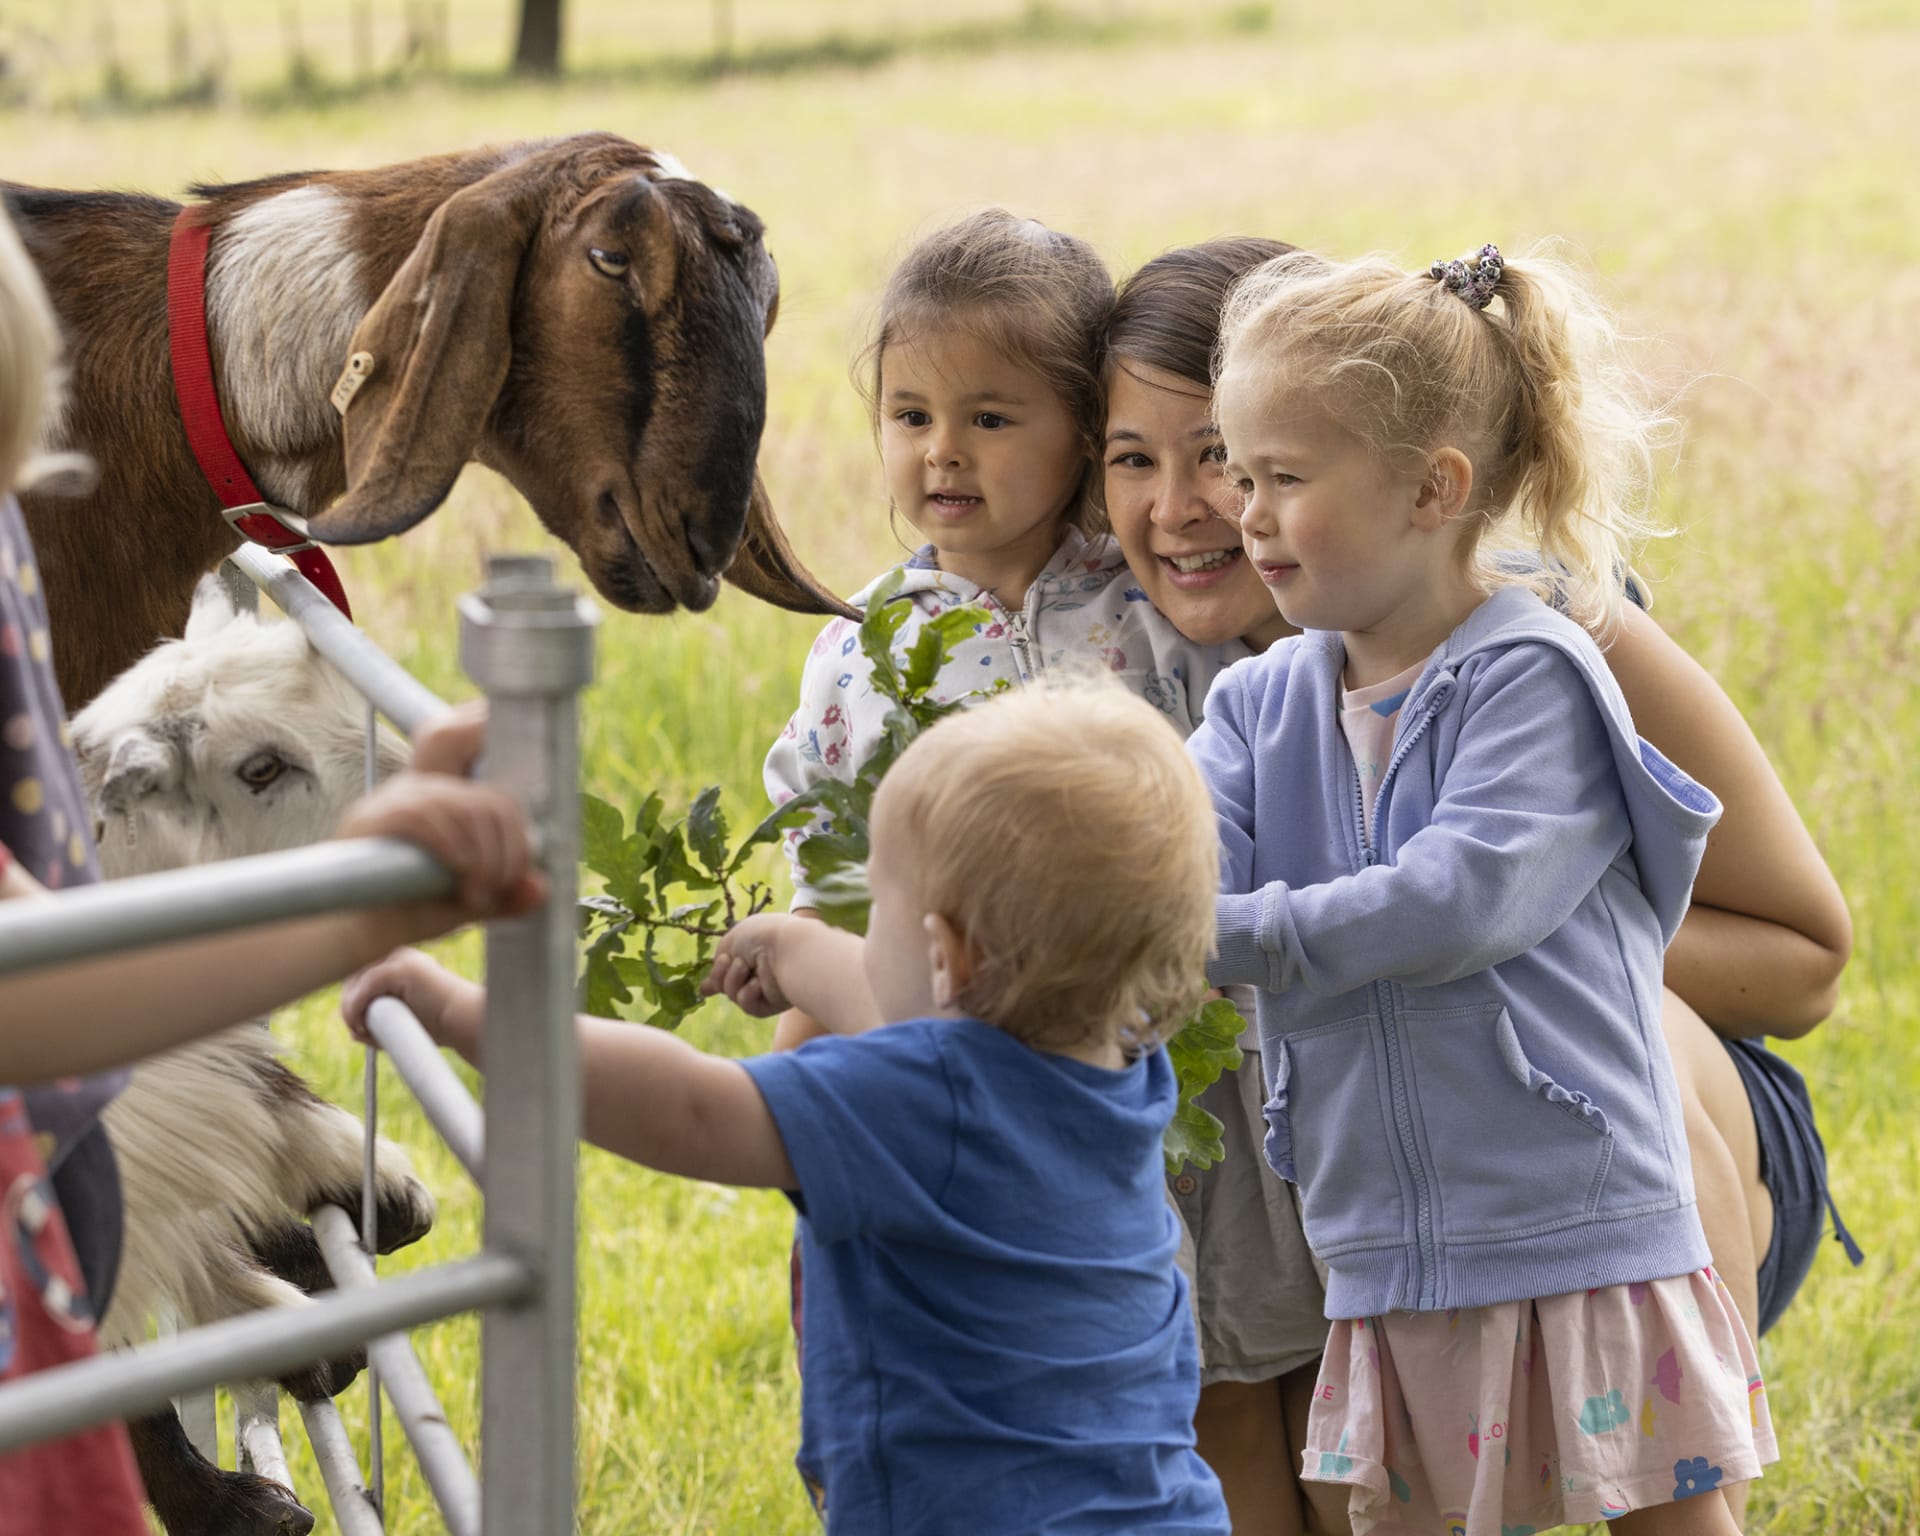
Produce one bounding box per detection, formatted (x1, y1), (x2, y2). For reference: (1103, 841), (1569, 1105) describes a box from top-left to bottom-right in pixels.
(764, 529), (1240, 909)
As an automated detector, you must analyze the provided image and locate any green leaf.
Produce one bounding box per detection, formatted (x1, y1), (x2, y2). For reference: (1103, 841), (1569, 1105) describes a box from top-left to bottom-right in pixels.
(687, 785), (730, 877)
(578, 893), (630, 937)
(1163, 996), (1247, 1175)
(809, 862), (872, 935)
(640, 930), (707, 1023)
(856, 574), (913, 702)
(900, 604), (991, 696)
(576, 780), (785, 1028)
(796, 829), (870, 889)
(581, 918), (635, 1017)
(650, 825), (713, 904)
(728, 797), (818, 873)
(666, 900), (721, 925)
(861, 567), (907, 610)
(800, 775), (869, 826)
(632, 792), (665, 843)
(788, 779), (873, 886)
(588, 791), (666, 916)
(1163, 1098), (1229, 1176)
(580, 793), (629, 883)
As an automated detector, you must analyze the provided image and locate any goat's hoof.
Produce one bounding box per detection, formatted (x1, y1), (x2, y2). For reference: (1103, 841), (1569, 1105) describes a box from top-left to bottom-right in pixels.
(199, 1472), (316, 1536)
(371, 1175), (436, 1254)
(248, 1221), (330, 1295)
(277, 1346), (365, 1403)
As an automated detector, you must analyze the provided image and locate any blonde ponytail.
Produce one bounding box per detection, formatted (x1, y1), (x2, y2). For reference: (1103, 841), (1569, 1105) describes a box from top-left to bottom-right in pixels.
(1483, 252), (1675, 634)
(1215, 242), (1677, 637)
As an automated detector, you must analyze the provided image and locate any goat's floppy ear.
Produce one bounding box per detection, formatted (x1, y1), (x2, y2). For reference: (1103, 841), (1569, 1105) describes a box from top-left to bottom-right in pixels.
(724, 472), (857, 618)
(309, 160), (554, 544)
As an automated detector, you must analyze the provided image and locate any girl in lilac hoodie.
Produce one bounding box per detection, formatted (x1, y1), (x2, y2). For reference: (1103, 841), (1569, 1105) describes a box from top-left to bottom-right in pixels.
(1189, 245), (1774, 1536)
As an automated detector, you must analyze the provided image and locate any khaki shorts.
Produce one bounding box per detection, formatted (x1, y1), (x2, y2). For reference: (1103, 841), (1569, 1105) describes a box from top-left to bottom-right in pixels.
(1170, 1051), (1330, 1387)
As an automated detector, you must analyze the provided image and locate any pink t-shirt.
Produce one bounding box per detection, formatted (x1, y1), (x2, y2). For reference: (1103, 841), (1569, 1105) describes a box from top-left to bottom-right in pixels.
(1338, 660), (1424, 842)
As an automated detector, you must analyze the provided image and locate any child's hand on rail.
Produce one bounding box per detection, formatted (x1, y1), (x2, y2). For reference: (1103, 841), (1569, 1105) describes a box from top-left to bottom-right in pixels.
(342, 947), (482, 1057)
(338, 703), (547, 943)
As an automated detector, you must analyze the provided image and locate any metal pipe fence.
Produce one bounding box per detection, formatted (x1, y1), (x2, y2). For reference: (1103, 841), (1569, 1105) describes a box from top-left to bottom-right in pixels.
(365, 996), (485, 1180)
(0, 550), (595, 1534)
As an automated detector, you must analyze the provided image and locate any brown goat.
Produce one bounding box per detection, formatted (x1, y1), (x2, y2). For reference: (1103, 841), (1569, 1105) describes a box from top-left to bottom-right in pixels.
(4, 133), (848, 707)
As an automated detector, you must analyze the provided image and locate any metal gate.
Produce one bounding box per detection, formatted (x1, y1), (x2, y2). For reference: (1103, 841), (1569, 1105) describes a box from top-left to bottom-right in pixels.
(0, 546), (595, 1535)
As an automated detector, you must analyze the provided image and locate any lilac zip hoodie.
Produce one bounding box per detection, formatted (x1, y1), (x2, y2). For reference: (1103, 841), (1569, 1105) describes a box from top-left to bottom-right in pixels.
(1189, 586), (1723, 1318)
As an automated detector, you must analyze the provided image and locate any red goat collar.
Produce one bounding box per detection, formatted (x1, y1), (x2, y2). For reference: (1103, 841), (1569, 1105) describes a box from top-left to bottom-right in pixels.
(166, 206), (352, 620)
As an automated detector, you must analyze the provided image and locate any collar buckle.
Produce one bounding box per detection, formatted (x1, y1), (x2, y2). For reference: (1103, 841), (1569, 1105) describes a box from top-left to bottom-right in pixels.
(222, 502), (317, 556)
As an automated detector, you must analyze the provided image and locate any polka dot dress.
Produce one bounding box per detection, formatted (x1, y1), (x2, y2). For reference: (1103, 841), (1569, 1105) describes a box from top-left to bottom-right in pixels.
(0, 494), (148, 1535)
(0, 493), (124, 1154)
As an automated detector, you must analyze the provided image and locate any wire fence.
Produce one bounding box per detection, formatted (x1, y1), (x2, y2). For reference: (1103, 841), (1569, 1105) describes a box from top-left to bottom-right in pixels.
(0, 547), (597, 1535)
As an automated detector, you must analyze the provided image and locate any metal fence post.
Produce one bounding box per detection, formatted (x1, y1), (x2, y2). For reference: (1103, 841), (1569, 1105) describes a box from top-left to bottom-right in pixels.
(461, 554), (596, 1536)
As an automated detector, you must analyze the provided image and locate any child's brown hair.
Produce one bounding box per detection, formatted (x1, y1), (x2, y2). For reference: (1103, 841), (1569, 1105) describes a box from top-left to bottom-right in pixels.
(860, 210), (1113, 534)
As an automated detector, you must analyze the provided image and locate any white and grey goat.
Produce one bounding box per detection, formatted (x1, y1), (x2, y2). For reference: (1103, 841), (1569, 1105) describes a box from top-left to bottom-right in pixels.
(71, 576), (431, 1536)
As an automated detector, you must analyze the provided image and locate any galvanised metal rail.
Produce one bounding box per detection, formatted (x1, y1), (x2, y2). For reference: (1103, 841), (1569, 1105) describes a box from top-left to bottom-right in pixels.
(0, 551), (596, 1535)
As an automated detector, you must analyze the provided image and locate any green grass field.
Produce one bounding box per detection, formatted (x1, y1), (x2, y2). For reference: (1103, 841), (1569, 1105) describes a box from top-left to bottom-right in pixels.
(7, 4), (1919, 1530)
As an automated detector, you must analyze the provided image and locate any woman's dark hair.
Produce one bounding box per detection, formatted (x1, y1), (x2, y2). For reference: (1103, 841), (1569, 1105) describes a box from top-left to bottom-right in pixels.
(1105, 236), (1299, 393)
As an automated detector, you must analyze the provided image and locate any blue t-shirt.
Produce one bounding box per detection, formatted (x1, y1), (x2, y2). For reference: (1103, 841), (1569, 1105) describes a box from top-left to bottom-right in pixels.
(741, 1017), (1227, 1535)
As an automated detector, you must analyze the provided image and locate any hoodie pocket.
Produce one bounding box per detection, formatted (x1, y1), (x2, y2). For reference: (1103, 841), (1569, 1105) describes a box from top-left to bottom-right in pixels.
(1400, 1005), (1614, 1240)
(1269, 1014), (1407, 1257)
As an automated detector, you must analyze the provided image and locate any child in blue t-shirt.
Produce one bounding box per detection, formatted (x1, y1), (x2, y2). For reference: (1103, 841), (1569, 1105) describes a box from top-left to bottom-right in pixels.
(345, 682), (1232, 1535)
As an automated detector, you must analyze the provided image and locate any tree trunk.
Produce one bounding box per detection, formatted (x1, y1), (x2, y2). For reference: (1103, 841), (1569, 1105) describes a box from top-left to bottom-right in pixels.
(513, 0), (563, 75)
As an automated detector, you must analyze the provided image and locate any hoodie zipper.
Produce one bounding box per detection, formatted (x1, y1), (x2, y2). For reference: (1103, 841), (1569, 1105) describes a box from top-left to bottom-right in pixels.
(1005, 609), (1035, 682)
(1005, 573), (1050, 683)
(1354, 673), (1454, 1312)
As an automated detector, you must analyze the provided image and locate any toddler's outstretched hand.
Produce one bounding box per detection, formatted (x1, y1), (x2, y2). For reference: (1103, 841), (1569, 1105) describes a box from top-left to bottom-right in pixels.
(342, 947), (479, 1051)
(339, 704), (547, 942)
(702, 913), (798, 1017)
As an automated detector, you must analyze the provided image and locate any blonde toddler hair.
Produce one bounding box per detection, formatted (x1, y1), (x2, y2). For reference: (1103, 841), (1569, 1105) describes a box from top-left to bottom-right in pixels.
(879, 679), (1217, 1054)
(860, 209), (1113, 535)
(1215, 244), (1676, 635)
(0, 205), (68, 496)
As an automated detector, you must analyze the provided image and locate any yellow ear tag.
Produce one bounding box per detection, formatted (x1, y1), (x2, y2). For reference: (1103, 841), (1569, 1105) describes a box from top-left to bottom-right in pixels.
(330, 350), (376, 417)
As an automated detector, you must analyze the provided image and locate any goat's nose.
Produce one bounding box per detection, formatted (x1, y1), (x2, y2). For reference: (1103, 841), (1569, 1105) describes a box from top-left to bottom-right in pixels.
(99, 736), (170, 814)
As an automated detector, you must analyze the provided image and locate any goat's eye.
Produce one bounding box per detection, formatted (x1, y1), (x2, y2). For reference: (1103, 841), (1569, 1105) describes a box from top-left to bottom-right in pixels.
(237, 751), (286, 790)
(588, 247), (631, 279)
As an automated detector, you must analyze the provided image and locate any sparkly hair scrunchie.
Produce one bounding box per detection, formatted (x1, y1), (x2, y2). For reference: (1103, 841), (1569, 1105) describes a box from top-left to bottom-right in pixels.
(1429, 243), (1504, 310)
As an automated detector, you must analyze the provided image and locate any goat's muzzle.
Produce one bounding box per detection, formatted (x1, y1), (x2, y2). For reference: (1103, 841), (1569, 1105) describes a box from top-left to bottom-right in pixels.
(589, 485), (721, 613)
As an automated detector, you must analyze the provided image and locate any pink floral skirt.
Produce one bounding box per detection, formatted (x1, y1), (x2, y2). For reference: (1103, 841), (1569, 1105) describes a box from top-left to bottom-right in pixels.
(1303, 1268), (1777, 1535)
